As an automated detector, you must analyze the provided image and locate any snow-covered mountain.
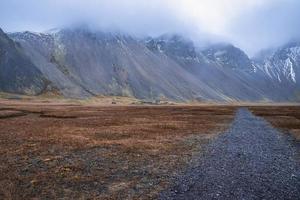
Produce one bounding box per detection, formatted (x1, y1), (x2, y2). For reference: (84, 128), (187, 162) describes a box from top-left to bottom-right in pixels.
(257, 42), (300, 84)
(253, 42), (300, 100)
(1, 27), (300, 102)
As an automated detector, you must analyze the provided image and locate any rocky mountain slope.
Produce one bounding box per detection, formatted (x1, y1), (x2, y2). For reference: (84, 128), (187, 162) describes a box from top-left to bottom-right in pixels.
(144, 35), (266, 101)
(254, 42), (300, 100)
(0, 28), (47, 95)
(1, 27), (299, 102)
(10, 29), (225, 100)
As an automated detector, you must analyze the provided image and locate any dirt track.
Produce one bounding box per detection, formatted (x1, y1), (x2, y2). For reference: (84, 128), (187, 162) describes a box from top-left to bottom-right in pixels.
(160, 108), (300, 199)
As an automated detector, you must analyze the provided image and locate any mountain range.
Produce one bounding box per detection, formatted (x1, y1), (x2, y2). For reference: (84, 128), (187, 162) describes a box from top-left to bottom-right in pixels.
(0, 27), (299, 102)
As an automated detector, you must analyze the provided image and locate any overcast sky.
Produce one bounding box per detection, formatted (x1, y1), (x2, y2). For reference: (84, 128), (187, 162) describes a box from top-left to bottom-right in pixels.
(0, 0), (299, 56)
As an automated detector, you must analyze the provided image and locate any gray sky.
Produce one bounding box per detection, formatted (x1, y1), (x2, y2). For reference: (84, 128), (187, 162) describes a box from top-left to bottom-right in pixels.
(0, 0), (299, 56)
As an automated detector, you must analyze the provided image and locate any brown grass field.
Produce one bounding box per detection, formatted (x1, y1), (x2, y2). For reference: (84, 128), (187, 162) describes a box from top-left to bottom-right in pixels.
(249, 106), (300, 142)
(0, 99), (299, 199)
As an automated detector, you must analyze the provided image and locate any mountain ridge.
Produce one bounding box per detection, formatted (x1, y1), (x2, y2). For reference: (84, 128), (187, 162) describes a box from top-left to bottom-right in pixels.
(1, 27), (299, 102)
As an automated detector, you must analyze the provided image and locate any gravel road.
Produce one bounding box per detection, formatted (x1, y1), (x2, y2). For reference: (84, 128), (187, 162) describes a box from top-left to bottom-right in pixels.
(160, 108), (300, 200)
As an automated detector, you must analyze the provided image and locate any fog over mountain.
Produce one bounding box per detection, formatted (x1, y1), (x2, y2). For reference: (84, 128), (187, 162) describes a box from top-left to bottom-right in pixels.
(1, 0), (300, 55)
(0, 0), (300, 102)
(0, 26), (298, 102)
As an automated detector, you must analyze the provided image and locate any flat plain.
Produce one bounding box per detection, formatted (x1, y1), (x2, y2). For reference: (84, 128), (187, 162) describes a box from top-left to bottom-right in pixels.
(0, 99), (299, 199)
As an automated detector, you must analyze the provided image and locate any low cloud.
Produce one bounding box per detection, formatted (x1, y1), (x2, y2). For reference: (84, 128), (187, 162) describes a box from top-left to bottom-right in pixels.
(0, 0), (299, 55)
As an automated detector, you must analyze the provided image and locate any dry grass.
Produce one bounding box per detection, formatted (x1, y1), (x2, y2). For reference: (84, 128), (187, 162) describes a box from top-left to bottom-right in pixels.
(249, 106), (300, 141)
(1, 99), (299, 199)
(0, 100), (236, 199)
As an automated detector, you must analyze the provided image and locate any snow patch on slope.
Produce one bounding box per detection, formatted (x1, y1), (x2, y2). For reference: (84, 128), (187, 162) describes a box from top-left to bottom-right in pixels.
(284, 58), (296, 83)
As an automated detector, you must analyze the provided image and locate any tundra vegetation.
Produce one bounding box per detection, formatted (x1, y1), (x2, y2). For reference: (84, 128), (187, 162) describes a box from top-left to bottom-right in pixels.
(0, 99), (299, 199)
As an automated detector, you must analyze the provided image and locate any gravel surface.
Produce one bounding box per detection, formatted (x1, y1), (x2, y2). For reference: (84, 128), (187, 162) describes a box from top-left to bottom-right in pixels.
(160, 108), (300, 200)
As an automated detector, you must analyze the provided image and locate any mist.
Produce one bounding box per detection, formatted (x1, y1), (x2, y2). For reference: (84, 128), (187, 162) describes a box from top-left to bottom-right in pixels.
(0, 0), (299, 56)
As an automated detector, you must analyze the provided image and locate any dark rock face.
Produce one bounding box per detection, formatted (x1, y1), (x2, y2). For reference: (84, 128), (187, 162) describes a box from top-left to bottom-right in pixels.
(0, 28), (47, 95)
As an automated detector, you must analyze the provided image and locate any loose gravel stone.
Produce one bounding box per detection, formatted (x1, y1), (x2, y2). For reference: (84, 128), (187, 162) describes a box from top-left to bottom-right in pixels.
(160, 108), (300, 200)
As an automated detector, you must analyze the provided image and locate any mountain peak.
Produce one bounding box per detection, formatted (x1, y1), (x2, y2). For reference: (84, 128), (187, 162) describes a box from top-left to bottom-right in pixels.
(201, 43), (254, 71)
(145, 34), (197, 59)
